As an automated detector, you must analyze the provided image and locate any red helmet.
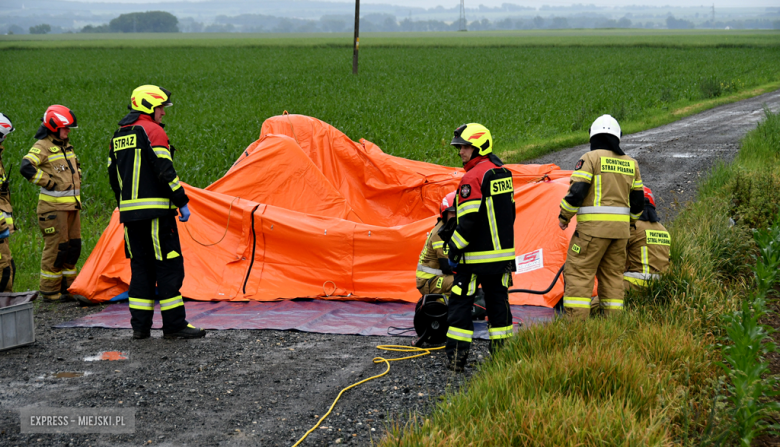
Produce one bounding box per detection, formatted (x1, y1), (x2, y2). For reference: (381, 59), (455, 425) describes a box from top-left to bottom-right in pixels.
(42, 105), (78, 133)
(440, 191), (457, 218)
(643, 186), (656, 208)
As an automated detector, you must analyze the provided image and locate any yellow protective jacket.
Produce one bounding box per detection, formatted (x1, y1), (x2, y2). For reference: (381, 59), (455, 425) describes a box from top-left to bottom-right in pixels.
(624, 219), (670, 286)
(416, 220), (453, 289)
(0, 145), (13, 233)
(559, 149), (644, 239)
(20, 134), (82, 214)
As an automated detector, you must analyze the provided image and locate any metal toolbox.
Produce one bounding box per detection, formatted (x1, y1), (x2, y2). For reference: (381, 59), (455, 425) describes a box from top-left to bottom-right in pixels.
(0, 292), (38, 351)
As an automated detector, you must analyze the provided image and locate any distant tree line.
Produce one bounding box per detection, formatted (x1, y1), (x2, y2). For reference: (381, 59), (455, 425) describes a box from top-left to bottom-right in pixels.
(80, 11), (178, 33)
(29, 23), (52, 34)
(175, 12), (778, 33)
(4, 8), (776, 35)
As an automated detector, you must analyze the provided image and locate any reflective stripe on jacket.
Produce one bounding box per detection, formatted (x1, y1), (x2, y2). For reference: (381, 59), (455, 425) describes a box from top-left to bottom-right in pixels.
(625, 219), (670, 280)
(559, 149), (643, 239)
(20, 135), (82, 214)
(416, 219), (453, 289)
(108, 115), (188, 223)
(447, 155), (516, 275)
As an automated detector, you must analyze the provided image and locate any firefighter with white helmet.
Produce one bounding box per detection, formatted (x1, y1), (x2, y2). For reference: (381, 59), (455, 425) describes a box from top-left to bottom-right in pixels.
(416, 191), (457, 297)
(623, 186), (670, 289)
(108, 85), (205, 339)
(20, 105), (88, 302)
(558, 115), (645, 319)
(444, 123), (516, 372)
(0, 113), (16, 291)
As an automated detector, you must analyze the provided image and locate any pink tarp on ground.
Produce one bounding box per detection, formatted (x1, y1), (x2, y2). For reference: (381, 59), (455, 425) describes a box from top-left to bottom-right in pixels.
(72, 115), (578, 307)
(54, 301), (556, 339)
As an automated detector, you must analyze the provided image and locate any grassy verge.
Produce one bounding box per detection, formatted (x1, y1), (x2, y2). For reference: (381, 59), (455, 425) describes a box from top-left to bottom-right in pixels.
(380, 110), (780, 445)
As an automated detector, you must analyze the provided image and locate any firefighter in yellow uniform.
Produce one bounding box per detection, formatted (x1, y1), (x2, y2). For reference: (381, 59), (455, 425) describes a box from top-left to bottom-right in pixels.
(20, 105), (87, 303)
(624, 186), (670, 289)
(416, 192), (457, 296)
(558, 115), (645, 319)
(0, 113), (16, 291)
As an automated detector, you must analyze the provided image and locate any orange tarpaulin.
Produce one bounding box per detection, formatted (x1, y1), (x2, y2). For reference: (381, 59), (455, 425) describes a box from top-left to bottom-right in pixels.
(72, 115), (579, 307)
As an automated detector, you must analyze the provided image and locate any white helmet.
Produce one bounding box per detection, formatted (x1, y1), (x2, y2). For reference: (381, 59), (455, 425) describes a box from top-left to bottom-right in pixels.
(0, 113), (13, 143)
(589, 114), (621, 141)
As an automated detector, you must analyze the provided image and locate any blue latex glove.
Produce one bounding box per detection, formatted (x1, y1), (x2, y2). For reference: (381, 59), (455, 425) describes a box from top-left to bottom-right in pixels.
(0, 228), (9, 240)
(448, 259), (458, 270)
(178, 204), (191, 222)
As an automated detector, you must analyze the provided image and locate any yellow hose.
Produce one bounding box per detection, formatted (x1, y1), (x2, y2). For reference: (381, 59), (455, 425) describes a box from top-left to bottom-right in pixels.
(291, 344), (445, 447)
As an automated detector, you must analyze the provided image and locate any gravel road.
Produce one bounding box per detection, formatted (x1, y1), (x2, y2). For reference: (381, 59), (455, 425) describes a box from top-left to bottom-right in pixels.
(2, 90), (779, 447)
(531, 89), (780, 221)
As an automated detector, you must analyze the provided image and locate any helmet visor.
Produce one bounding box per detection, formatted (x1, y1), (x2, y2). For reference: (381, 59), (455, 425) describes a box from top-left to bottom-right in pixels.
(160, 87), (173, 107)
(450, 135), (471, 147)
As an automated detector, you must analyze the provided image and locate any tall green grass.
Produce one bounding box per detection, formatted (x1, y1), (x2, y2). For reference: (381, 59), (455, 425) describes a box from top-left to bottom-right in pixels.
(0, 36), (778, 292)
(380, 110), (780, 445)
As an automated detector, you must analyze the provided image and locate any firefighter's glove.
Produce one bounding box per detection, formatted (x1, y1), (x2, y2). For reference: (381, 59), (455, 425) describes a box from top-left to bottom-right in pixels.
(44, 180), (57, 190)
(178, 204), (191, 222)
(0, 228), (9, 240)
(448, 259), (459, 271)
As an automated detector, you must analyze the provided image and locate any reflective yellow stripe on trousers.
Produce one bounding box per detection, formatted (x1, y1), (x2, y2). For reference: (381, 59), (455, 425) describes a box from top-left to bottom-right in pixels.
(467, 274), (477, 295)
(40, 270), (62, 279)
(601, 299), (624, 310)
(563, 297), (591, 308)
(624, 275), (647, 287)
(488, 325), (514, 340)
(160, 296), (184, 311)
(446, 326), (473, 342)
(151, 218), (162, 261)
(129, 297), (154, 310)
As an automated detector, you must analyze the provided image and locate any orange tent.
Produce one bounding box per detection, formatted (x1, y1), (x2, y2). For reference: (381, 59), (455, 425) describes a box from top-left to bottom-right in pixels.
(71, 115), (578, 307)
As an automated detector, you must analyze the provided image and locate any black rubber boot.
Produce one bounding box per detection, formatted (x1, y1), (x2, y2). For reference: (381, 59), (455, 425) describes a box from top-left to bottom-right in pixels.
(164, 324), (206, 339)
(133, 330), (151, 340)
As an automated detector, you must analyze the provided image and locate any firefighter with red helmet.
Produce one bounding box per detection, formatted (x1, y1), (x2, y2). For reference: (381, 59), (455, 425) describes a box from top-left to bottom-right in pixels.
(108, 85), (205, 339)
(0, 113), (16, 292)
(558, 115), (644, 319)
(445, 123), (516, 372)
(416, 192), (457, 297)
(20, 105), (87, 302)
(623, 186), (670, 289)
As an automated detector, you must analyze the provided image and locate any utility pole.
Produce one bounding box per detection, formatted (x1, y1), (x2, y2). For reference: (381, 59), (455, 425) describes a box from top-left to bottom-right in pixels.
(352, 0), (360, 75)
(459, 0), (467, 31)
(711, 3), (715, 24)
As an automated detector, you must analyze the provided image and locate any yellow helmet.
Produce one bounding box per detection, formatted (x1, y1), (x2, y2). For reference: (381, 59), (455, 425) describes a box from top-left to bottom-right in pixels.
(450, 123), (493, 156)
(130, 85), (173, 114)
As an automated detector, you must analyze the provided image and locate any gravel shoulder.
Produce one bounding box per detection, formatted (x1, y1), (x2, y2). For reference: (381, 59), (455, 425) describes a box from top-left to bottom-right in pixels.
(2, 90), (780, 447)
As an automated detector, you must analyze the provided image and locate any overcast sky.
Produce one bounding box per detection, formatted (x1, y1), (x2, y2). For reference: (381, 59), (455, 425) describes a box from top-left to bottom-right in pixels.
(62, 0), (778, 9)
